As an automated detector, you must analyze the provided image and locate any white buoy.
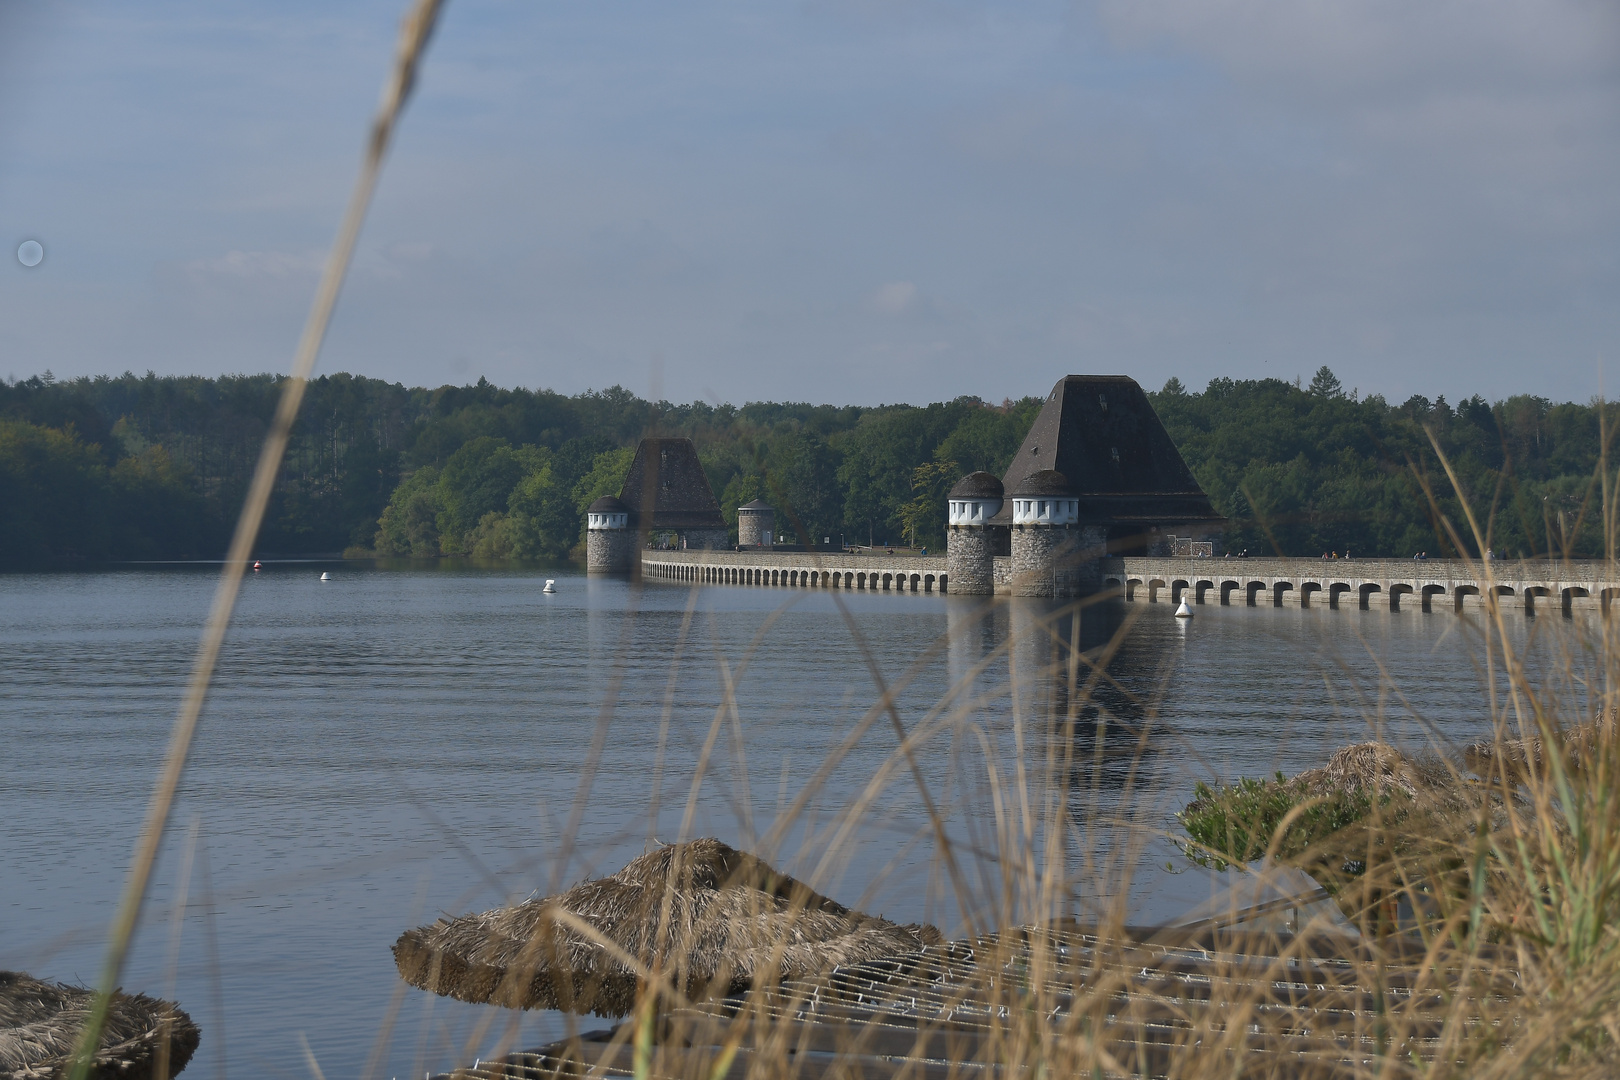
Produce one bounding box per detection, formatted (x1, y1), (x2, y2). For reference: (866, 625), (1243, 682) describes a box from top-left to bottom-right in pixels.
(1174, 597), (1193, 618)
(543, 579), (557, 593)
(320, 572), (331, 581)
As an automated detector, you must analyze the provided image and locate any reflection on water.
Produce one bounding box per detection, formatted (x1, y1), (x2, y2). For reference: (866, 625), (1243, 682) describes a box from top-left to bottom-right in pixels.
(0, 565), (1581, 1077)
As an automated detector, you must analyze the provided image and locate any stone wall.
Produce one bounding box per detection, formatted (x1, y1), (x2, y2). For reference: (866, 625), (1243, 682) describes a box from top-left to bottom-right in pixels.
(736, 512), (771, 548)
(946, 526), (994, 595)
(586, 529), (637, 575)
(681, 527), (732, 550)
(1011, 525), (1072, 596)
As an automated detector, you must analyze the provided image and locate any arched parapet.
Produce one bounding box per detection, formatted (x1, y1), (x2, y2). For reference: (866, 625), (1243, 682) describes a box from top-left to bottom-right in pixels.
(1523, 585), (1551, 615)
(1126, 577), (1143, 601)
(938, 573), (948, 593)
(1170, 578), (1191, 604)
(1563, 586), (1589, 615)
(1220, 580), (1240, 605)
(1389, 583), (1414, 611)
(856, 572), (868, 590)
(1148, 578), (1168, 603)
(1245, 581), (1265, 606)
(1328, 583), (1351, 609)
(1358, 583), (1381, 610)
(1298, 582), (1322, 607)
(882, 572), (894, 590)
(910, 574), (922, 592)
(1272, 581), (1293, 607)
(1421, 584), (1445, 612)
(924, 574), (936, 592)
(1454, 583), (1479, 612)
(1194, 579), (1214, 604)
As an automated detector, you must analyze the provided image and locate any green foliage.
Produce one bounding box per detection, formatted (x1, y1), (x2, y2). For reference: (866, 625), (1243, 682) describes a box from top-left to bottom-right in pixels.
(2, 366), (1611, 566)
(1178, 774), (1373, 871)
(1149, 371), (1618, 557)
(766, 432), (841, 545)
(719, 473), (766, 536)
(434, 438), (546, 550)
(572, 447), (635, 527)
(898, 460), (959, 550)
(0, 419), (209, 564)
(373, 466), (444, 557)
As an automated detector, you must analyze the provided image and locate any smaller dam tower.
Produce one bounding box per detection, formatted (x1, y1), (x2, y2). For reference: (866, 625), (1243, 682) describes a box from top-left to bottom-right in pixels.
(585, 495), (635, 575)
(1009, 470), (1086, 597)
(945, 472), (1003, 595)
(736, 500), (775, 548)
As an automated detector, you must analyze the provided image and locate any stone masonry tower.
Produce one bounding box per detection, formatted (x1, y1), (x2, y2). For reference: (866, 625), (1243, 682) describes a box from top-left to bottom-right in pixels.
(585, 495), (635, 575)
(988, 375), (1225, 596)
(1009, 470), (1083, 597)
(736, 500), (775, 548)
(945, 472), (1003, 595)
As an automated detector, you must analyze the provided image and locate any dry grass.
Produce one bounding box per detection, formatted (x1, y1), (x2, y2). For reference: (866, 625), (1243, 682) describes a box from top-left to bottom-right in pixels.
(392, 838), (940, 1017)
(0, 971), (199, 1080)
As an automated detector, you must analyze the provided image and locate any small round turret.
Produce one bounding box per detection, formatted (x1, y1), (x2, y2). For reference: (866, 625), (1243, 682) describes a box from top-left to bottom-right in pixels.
(1009, 471), (1080, 596)
(946, 473), (1004, 594)
(587, 495), (629, 531)
(586, 495), (635, 575)
(947, 472), (1004, 526)
(1009, 471), (1078, 526)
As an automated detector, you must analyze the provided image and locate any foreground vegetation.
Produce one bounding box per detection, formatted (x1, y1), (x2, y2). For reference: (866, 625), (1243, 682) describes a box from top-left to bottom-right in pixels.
(0, 367), (1611, 567)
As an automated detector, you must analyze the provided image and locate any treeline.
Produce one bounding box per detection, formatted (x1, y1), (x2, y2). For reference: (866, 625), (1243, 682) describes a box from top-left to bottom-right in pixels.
(1153, 368), (1612, 559)
(0, 367), (1611, 568)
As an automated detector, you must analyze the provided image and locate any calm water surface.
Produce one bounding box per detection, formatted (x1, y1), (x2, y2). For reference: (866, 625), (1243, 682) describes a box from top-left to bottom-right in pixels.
(0, 564), (1581, 1077)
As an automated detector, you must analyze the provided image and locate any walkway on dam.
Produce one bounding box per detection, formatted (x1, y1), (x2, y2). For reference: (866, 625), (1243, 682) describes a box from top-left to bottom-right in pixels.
(641, 548), (950, 592)
(1110, 556), (1618, 615)
(640, 549), (1617, 614)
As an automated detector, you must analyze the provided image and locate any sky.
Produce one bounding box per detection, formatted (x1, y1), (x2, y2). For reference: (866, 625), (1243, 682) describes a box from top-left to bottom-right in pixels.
(1, 0), (1616, 407)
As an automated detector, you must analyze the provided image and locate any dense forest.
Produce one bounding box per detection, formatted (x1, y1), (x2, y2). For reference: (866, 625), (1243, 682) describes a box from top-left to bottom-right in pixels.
(0, 367), (1611, 568)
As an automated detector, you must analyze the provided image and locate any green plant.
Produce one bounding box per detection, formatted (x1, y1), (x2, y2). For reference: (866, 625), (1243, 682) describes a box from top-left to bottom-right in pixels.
(1178, 773), (1375, 871)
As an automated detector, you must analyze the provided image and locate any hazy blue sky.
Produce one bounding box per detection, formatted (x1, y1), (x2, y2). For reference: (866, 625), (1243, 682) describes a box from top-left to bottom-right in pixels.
(2, 1), (1616, 405)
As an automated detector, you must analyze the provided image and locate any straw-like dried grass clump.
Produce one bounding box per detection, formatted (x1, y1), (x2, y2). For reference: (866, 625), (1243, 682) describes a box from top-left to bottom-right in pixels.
(1465, 713), (1615, 783)
(393, 838), (941, 1017)
(1290, 741), (1458, 803)
(0, 971), (199, 1080)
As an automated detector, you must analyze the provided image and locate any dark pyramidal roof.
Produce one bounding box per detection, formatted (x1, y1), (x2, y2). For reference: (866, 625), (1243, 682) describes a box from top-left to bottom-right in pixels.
(588, 495), (628, 515)
(948, 471), (1004, 500)
(992, 376), (1220, 526)
(617, 438), (726, 530)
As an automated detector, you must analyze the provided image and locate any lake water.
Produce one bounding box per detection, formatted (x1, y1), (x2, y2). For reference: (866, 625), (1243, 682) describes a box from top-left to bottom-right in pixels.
(0, 564), (1589, 1078)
